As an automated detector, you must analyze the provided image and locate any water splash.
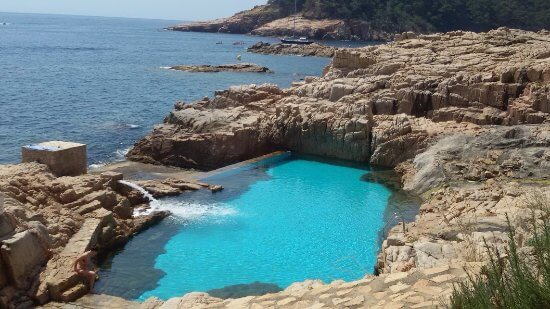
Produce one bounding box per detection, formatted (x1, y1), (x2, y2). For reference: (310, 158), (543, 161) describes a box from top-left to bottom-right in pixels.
(118, 180), (159, 216)
(88, 147), (130, 170)
(117, 180), (236, 220)
(158, 201), (237, 222)
(114, 147), (131, 160)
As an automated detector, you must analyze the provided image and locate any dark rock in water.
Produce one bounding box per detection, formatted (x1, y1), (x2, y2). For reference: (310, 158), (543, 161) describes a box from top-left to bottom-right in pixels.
(361, 169), (403, 191)
(207, 281), (282, 299)
(167, 63), (272, 73)
(248, 41), (336, 57)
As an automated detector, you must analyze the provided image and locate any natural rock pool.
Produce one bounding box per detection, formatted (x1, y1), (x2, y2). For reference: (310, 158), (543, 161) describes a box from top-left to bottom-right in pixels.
(95, 154), (404, 301)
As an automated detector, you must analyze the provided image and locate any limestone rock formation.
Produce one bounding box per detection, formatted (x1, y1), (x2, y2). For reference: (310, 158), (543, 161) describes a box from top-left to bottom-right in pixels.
(374, 123), (549, 273)
(166, 63), (272, 73)
(167, 7), (391, 41)
(248, 42), (336, 57)
(250, 16), (350, 40)
(167, 5), (284, 34)
(129, 29), (550, 171)
(0, 163), (208, 307)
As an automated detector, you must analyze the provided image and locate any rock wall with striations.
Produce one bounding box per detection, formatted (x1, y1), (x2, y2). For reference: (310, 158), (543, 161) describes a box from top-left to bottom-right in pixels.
(0, 163), (207, 307)
(128, 29), (550, 170)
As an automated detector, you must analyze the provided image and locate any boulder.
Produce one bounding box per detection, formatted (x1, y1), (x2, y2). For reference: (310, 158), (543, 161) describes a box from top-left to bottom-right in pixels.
(0, 208), (16, 239)
(113, 199), (133, 220)
(248, 42), (336, 57)
(1, 228), (50, 289)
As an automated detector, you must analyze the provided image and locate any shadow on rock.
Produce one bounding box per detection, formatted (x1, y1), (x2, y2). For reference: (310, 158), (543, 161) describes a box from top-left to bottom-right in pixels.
(207, 281), (283, 299)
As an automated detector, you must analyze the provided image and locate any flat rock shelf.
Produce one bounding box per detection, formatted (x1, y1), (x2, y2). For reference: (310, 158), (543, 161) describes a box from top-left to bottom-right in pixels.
(165, 63), (272, 73)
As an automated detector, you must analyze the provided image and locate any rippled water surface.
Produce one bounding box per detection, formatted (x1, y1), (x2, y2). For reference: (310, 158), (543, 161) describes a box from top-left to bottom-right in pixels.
(95, 155), (393, 301)
(0, 13), (331, 165)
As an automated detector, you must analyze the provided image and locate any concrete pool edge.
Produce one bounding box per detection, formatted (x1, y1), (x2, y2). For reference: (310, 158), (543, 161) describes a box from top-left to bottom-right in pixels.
(196, 151), (291, 181)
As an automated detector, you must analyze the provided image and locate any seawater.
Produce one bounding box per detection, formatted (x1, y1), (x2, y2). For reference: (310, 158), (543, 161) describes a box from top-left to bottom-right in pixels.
(0, 12), (332, 166)
(95, 155), (393, 301)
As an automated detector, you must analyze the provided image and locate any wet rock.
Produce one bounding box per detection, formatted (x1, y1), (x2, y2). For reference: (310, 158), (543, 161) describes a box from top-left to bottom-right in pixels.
(248, 42), (336, 57)
(113, 199), (133, 220)
(209, 185), (224, 193)
(134, 178), (206, 198)
(168, 63), (272, 73)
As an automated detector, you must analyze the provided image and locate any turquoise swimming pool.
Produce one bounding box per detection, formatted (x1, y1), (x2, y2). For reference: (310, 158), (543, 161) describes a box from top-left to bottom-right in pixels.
(96, 154), (401, 301)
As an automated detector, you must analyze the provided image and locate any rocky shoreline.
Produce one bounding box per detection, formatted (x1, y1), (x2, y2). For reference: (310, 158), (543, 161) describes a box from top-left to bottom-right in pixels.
(1, 28), (549, 308)
(0, 163), (213, 307)
(248, 42), (336, 58)
(122, 28), (549, 307)
(166, 63), (272, 73)
(167, 5), (392, 41)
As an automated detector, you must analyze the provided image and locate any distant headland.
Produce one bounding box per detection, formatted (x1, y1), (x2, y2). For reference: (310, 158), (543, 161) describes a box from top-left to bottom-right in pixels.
(167, 0), (550, 41)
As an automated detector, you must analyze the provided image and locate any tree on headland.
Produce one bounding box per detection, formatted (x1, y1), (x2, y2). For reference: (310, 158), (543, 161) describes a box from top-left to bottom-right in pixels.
(267, 0), (550, 33)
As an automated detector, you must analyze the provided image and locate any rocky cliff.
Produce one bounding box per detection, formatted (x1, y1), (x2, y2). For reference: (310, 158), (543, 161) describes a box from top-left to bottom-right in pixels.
(167, 5), (391, 41)
(128, 28), (550, 170)
(168, 0), (550, 42)
(167, 5), (284, 35)
(248, 42), (336, 57)
(0, 163), (209, 307)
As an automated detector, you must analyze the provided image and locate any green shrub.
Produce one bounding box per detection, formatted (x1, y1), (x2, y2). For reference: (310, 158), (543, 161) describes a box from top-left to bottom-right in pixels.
(267, 0), (550, 33)
(449, 212), (550, 308)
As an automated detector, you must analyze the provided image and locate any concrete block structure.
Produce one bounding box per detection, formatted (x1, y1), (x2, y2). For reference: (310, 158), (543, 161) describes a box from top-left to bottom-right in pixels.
(22, 141), (87, 177)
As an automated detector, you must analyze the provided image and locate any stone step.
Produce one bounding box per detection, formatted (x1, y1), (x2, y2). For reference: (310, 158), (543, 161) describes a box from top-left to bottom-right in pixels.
(34, 212), (113, 304)
(75, 200), (102, 215)
(59, 283), (88, 303)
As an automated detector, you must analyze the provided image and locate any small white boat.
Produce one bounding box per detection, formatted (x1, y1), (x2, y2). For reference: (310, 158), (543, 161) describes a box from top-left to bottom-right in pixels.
(280, 0), (313, 45)
(281, 37), (314, 45)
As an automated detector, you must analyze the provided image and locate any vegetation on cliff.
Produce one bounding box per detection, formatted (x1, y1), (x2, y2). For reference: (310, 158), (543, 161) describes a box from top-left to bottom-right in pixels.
(268, 0), (550, 33)
(450, 205), (550, 309)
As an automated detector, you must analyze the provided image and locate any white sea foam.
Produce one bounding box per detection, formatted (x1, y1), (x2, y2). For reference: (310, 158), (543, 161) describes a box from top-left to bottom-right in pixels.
(114, 147), (131, 160)
(119, 180), (157, 204)
(119, 180), (237, 221)
(155, 201), (237, 221)
(88, 147), (131, 170)
(89, 163), (106, 170)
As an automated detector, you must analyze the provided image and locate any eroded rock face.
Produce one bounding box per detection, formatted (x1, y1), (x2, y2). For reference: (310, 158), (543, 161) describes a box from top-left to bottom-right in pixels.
(129, 29), (550, 171)
(250, 16), (349, 40)
(168, 8), (392, 41)
(127, 84), (375, 169)
(375, 123), (550, 274)
(167, 5), (284, 34)
(0, 164), (205, 306)
(1, 229), (50, 289)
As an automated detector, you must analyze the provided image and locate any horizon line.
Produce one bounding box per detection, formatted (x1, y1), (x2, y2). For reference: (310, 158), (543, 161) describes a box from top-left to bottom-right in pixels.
(0, 10), (198, 23)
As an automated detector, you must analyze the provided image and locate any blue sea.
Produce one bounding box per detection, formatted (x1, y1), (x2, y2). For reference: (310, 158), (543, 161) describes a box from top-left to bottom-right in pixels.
(0, 12), (331, 166)
(95, 155), (393, 301)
